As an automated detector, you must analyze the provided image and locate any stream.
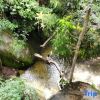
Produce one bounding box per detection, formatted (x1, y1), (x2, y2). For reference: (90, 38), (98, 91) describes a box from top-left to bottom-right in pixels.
(20, 47), (61, 99)
(20, 46), (100, 100)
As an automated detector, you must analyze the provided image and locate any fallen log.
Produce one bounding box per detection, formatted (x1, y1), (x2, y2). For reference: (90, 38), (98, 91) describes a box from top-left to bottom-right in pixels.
(34, 53), (48, 62)
(34, 53), (62, 76)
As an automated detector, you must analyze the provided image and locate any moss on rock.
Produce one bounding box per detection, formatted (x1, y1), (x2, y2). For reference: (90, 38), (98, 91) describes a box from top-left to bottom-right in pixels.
(0, 30), (33, 68)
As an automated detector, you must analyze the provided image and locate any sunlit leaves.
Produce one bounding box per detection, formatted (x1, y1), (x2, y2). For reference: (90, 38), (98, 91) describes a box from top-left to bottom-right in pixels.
(0, 19), (18, 31)
(0, 77), (39, 100)
(35, 12), (58, 30)
(52, 16), (76, 58)
(0, 0), (56, 39)
(0, 77), (24, 100)
(0, 0), (100, 60)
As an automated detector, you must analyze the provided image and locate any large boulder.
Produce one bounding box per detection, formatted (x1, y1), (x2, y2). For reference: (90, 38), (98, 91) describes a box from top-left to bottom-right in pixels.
(49, 81), (100, 100)
(0, 30), (33, 68)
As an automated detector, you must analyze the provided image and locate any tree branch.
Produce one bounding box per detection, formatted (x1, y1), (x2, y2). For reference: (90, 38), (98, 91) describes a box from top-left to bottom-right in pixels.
(40, 33), (55, 48)
(69, 7), (91, 83)
(34, 53), (62, 76)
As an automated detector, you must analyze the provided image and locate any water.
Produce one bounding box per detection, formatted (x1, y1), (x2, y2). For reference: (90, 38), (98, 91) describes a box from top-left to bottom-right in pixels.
(20, 46), (100, 100)
(20, 47), (61, 99)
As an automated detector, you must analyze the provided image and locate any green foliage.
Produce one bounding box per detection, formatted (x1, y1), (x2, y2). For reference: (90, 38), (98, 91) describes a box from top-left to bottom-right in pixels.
(76, 0), (100, 59)
(50, 0), (80, 16)
(59, 78), (68, 89)
(49, 0), (61, 9)
(0, 30), (33, 68)
(24, 85), (39, 100)
(80, 28), (100, 59)
(0, 77), (24, 100)
(0, 0), (4, 11)
(4, 0), (52, 19)
(10, 38), (26, 58)
(52, 0), (100, 61)
(0, 77), (39, 100)
(0, 0), (100, 62)
(0, 19), (18, 31)
(35, 12), (58, 35)
(91, 2), (100, 25)
(0, 0), (58, 40)
(52, 16), (76, 58)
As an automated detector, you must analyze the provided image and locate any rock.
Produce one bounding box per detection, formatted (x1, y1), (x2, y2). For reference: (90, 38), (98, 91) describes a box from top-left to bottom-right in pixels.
(49, 81), (100, 100)
(0, 30), (33, 68)
(49, 90), (83, 100)
(1, 66), (19, 78)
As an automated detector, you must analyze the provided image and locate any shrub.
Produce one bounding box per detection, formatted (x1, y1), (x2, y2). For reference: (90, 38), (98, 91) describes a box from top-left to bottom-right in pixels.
(0, 77), (39, 100)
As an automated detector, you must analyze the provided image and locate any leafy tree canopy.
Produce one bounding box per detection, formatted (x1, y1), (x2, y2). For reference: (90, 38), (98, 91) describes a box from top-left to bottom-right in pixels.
(0, 0), (100, 61)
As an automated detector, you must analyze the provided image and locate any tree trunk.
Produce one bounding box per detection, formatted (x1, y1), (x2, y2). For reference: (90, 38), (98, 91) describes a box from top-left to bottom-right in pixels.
(69, 8), (91, 83)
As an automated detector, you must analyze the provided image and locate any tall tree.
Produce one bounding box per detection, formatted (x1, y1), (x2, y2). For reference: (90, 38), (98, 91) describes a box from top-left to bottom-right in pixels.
(69, 7), (91, 82)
